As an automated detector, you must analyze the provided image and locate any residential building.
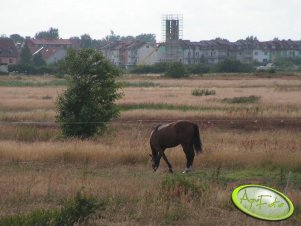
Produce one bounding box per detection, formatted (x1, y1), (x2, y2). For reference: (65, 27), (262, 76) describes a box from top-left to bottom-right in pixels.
(101, 41), (157, 68)
(0, 38), (18, 65)
(25, 38), (80, 65)
(101, 38), (301, 67)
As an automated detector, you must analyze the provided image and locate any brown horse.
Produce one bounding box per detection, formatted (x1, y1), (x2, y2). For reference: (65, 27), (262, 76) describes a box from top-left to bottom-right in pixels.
(149, 120), (203, 173)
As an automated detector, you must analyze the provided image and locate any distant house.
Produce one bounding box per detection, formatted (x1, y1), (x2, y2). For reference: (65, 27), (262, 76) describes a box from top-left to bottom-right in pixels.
(0, 38), (18, 65)
(25, 38), (80, 65)
(101, 41), (157, 68)
(128, 42), (157, 66)
(33, 47), (68, 65)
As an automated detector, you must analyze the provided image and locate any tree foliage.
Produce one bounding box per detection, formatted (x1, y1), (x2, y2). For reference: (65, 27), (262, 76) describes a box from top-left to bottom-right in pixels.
(56, 49), (122, 138)
(32, 53), (46, 66)
(165, 62), (188, 78)
(9, 34), (24, 44)
(135, 33), (156, 43)
(80, 34), (93, 49)
(19, 44), (32, 64)
(214, 59), (254, 73)
(35, 27), (59, 39)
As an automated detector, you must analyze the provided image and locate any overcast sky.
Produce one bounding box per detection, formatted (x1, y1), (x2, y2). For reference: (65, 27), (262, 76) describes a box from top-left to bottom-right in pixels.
(1, 0), (301, 42)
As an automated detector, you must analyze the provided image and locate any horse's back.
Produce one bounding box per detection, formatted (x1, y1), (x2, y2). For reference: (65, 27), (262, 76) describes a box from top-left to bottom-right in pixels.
(174, 120), (196, 140)
(150, 122), (178, 148)
(150, 120), (197, 149)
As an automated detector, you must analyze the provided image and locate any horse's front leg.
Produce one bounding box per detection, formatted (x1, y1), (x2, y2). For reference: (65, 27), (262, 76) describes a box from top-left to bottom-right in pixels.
(162, 153), (173, 173)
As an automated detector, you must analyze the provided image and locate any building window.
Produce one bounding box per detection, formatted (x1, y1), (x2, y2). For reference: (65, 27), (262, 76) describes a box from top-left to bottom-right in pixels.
(0, 48), (2, 55)
(9, 58), (13, 64)
(254, 51), (258, 55)
(8, 48), (14, 56)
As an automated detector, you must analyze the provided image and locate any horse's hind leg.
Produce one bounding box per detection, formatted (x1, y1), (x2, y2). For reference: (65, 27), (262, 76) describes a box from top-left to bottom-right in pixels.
(182, 144), (195, 173)
(162, 153), (173, 173)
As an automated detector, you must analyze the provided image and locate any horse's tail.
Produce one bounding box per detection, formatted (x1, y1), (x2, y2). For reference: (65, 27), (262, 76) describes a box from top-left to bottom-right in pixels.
(193, 123), (203, 154)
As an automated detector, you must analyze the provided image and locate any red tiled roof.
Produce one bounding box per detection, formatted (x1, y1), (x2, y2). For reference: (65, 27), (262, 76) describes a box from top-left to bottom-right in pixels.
(29, 39), (72, 45)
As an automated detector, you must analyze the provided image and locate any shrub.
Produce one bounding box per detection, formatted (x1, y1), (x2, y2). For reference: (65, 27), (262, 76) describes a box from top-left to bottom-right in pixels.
(192, 88), (216, 96)
(8, 64), (60, 75)
(130, 62), (169, 74)
(186, 64), (210, 74)
(161, 175), (207, 200)
(214, 59), (255, 73)
(222, 95), (260, 104)
(0, 192), (103, 226)
(8, 64), (37, 74)
(165, 62), (188, 78)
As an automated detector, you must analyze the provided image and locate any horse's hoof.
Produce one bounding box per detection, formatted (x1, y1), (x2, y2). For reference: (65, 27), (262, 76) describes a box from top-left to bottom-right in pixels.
(182, 168), (192, 174)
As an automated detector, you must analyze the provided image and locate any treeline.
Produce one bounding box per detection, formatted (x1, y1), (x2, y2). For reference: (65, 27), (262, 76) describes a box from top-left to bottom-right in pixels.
(7, 28), (156, 49)
(130, 59), (256, 77)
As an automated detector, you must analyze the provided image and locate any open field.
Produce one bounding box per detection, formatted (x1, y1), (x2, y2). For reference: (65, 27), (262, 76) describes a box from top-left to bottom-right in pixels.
(0, 74), (301, 225)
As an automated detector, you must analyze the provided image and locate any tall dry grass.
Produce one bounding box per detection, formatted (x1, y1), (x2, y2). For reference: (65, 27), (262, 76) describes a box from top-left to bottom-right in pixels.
(1, 75), (301, 122)
(0, 125), (300, 171)
(1, 75), (301, 225)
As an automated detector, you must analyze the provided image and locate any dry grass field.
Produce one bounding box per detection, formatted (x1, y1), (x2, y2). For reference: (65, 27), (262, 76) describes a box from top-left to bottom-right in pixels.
(0, 74), (301, 225)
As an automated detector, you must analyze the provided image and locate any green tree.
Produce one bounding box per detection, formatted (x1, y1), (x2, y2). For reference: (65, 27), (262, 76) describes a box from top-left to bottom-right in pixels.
(80, 34), (92, 49)
(136, 33), (156, 43)
(35, 27), (59, 39)
(56, 49), (122, 138)
(20, 44), (32, 64)
(9, 34), (24, 44)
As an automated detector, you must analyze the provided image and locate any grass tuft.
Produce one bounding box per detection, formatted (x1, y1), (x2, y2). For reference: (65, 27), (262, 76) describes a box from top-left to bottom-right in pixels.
(192, 88), (216, 96)
(222, 95), (260, 104)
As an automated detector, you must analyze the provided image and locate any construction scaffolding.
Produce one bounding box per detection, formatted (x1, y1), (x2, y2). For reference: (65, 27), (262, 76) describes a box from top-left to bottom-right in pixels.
(161, 14), (183, 42)
(161, 14), (183, 62)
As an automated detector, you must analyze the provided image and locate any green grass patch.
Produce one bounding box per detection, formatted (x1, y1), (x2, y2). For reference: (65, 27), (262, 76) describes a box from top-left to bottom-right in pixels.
(222, 95), (260, 104)
(192, 88), (216, 96)
(0, 79), (67, 87)
(187, 168), (301, 189)
(118, 103), (265, 113)
(0, 192), (104, 226)
(119, 103), (209, 112)
(119, 81), (159, 88)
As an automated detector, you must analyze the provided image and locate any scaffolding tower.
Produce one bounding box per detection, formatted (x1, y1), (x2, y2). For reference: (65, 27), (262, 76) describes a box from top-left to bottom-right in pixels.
(161, 14), (183, 42)
(161, 14), (183, 62)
